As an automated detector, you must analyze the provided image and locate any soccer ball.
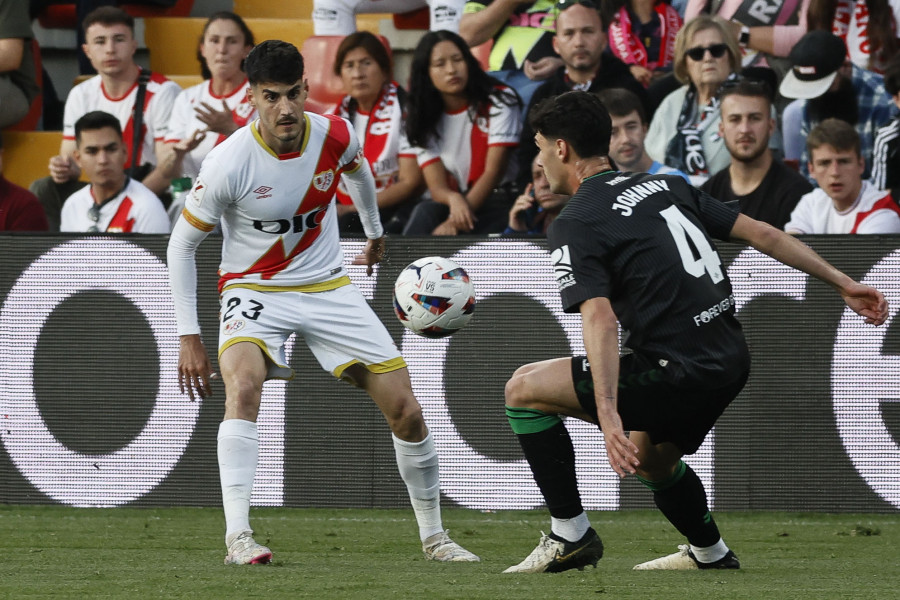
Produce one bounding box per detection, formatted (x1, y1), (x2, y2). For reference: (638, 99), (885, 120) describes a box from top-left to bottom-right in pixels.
(392, 256), (475, 338)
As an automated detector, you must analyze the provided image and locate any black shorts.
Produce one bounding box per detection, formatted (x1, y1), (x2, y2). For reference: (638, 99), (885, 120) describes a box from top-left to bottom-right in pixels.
(571, 353), (749, 455)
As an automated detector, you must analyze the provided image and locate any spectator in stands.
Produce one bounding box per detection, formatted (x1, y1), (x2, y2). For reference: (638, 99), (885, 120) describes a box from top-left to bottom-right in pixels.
(0, 135), (49, 231)
(60, 111), (169, 233)
(332, 32), (425, 234)
(807, 0), (900, 73)
(459, 0), (560, 109)
(780, 31), (895, 180)
(606, 0), (682, 88)
(596, 87), (689, 179)
(645, 15), (779, 186)
(515, 0), (647, 189)
(504, 154), (568, 234)
(702, 78), (812, 231)
(314, 1), (466, 35)
(784, 118), (900, 234)
(29, 1), (179, 74)
(160, 12), (256, 227)
(402, 30), (521, 235)
(0, 0), (41, 129)
(30, 6), (180, 231)
(869, 55), (900, 190)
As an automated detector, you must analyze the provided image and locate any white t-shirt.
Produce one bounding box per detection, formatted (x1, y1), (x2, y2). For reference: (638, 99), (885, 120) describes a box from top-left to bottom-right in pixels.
(63, 71), (181, 168)
(784, 181), (900, 233)
(165, 78), (257, 179)
(182, 113), (377, 292)
(402, 90), (520, 193)
(59, 178), (170, 233)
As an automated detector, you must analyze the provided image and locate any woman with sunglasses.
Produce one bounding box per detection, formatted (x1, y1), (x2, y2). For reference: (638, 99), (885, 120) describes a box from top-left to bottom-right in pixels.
(402, 30), (522, 235)
(331, 32), (424, 234)
(645, 15), (779, 185)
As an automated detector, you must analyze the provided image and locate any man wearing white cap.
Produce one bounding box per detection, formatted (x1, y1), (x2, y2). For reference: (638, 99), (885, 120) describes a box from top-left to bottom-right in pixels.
(779, 30), (895, 180)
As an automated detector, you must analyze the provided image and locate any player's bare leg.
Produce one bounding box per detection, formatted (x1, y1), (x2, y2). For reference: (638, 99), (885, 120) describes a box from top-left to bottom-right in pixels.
(346, 364), (479, 562)
(217, 342), (272, 565)
(503, 358), (603, 573)
(629, 432), (738, 571)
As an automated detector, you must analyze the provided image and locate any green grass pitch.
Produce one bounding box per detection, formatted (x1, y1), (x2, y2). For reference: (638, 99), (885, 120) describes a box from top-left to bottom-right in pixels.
(1, 506), (898, 599)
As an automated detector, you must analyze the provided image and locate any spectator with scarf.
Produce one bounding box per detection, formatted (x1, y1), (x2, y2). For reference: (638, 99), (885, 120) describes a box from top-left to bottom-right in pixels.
(606, 0), (682, 87)
(331, 31), (424, 234)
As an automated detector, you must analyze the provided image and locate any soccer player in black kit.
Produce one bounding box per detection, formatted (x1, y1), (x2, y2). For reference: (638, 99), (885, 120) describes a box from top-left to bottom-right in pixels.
(502, 91), (890, 574)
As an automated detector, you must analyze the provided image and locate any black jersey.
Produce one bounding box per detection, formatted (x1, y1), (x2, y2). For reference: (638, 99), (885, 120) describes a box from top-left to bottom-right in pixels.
(548, 171), (750, 388)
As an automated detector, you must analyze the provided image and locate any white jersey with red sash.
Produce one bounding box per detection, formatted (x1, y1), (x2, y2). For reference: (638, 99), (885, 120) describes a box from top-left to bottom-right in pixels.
(59, 177), (170, 233)
(832, 0), (900, 71)
(402, 87), (520, 193)
(785, 181), (900, 234)
(164, 78), (257, 179)
(63, 70), (181, 169)
(182, 113), (366, 292)
(332, 82), (411, 205)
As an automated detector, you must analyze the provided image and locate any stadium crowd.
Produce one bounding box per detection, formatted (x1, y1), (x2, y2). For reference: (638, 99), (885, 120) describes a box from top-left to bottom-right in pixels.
(3, 0), (900, 233)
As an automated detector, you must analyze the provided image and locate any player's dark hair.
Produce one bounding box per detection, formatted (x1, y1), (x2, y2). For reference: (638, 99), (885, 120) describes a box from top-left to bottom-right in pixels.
(528, 91), (611, 158)
(245, 40), (304, 86)
(807, 117), (861, 158)
(405, 30), (520, 148)
(197, 12), (255, 81)
(595, 87), (647, 124)
(74, 111), (123, 145)
(82, 6), (134, 35)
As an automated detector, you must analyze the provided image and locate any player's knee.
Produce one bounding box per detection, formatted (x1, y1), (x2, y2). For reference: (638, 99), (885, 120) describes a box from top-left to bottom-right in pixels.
(382, 394), (424, 432)
(504, 366), (535, 409)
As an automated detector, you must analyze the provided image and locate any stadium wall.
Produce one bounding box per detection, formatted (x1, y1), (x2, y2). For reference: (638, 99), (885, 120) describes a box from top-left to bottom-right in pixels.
(1, 234), (898, 512)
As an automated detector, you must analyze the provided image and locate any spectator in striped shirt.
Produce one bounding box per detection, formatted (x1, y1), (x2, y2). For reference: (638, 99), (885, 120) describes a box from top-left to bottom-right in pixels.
(870, 55), (900, 190)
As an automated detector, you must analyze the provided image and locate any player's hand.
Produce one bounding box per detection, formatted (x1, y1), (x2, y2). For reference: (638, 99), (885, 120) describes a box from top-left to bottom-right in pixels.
(524, 56), (564, 81)
(195, 100), (237, 136)
(353, 236), (385, 276)
(508, 183), (534, 231)
(597, 410), (640, 478)
(841, 282), (890, 326)
(447, 193), (476, 232)
(178, 334), (213, 400)
(49, 154), (79, 184)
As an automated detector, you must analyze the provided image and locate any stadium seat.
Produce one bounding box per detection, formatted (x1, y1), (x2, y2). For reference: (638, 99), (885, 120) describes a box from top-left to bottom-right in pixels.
(37, 0), (194, 30)
(300, 35), (392, 115)
(4, 40), (43, 132)
(0, 131), (62, 189)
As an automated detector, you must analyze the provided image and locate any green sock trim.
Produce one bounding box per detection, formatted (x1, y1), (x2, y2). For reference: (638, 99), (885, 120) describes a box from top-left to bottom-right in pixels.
(636, 460), (688, 492)
(505, 406), (562, 435)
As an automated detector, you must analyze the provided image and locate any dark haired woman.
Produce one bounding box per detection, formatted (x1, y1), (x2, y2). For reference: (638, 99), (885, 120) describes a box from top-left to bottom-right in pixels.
(331, 31), (423, 234)
(402, 30), (521, 236)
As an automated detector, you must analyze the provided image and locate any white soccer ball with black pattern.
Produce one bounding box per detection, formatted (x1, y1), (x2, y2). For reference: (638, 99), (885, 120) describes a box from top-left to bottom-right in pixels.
(392, 256), (475, 338)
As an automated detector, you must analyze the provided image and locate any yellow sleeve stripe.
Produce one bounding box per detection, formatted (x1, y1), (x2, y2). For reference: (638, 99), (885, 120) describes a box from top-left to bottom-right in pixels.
(182, 209), (216, 232)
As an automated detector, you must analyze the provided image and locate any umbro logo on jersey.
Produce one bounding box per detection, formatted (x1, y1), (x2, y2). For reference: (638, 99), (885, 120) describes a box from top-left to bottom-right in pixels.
(551, 245), (576, 291)
(254, 185), (273, 199)
(313, 170), (334, 192)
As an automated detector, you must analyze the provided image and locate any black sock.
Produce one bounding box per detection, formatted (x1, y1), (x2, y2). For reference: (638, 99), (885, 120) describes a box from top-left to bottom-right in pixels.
(647, 462), (721, 547)
(514, 421), (583, 519)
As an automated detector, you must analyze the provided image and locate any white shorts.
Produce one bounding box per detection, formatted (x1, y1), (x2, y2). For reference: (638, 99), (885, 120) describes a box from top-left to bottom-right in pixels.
(218, 283), (406, 381)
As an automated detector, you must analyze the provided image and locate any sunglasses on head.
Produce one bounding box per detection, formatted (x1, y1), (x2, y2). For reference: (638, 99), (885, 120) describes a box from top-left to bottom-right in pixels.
(554, 0), (598, 11)
(685, 43), (728, 61)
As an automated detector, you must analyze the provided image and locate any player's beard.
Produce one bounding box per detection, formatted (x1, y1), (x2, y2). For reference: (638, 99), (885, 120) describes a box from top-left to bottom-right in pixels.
(807, 75), (858, 126)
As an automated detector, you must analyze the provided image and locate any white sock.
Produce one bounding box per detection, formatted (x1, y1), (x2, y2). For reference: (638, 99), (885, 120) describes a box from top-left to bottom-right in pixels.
(690, 538), (729, 563)
(218, 419), (258, 545)
(551, 512), (590, 543)
(392, 432), (443, 542)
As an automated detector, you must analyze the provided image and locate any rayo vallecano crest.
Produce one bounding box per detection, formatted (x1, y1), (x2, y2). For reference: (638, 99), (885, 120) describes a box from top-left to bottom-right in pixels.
(313, 169), (334, 192)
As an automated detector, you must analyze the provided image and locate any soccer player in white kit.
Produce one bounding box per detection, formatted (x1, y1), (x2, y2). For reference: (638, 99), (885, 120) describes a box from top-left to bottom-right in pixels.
(167, 40), (480, 566)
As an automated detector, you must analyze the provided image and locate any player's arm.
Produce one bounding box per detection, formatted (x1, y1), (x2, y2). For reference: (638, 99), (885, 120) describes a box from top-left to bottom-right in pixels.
(729, 213), (889, 326)
(342, 155), (386, 276)
(579, 297), (640, 478)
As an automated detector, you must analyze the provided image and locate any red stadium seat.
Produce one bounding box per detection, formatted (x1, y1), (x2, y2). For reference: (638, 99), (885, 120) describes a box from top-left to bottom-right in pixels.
(5, 40), (43, 132)
(37, 0), (194, 30)
(301, 35), (392, 115)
